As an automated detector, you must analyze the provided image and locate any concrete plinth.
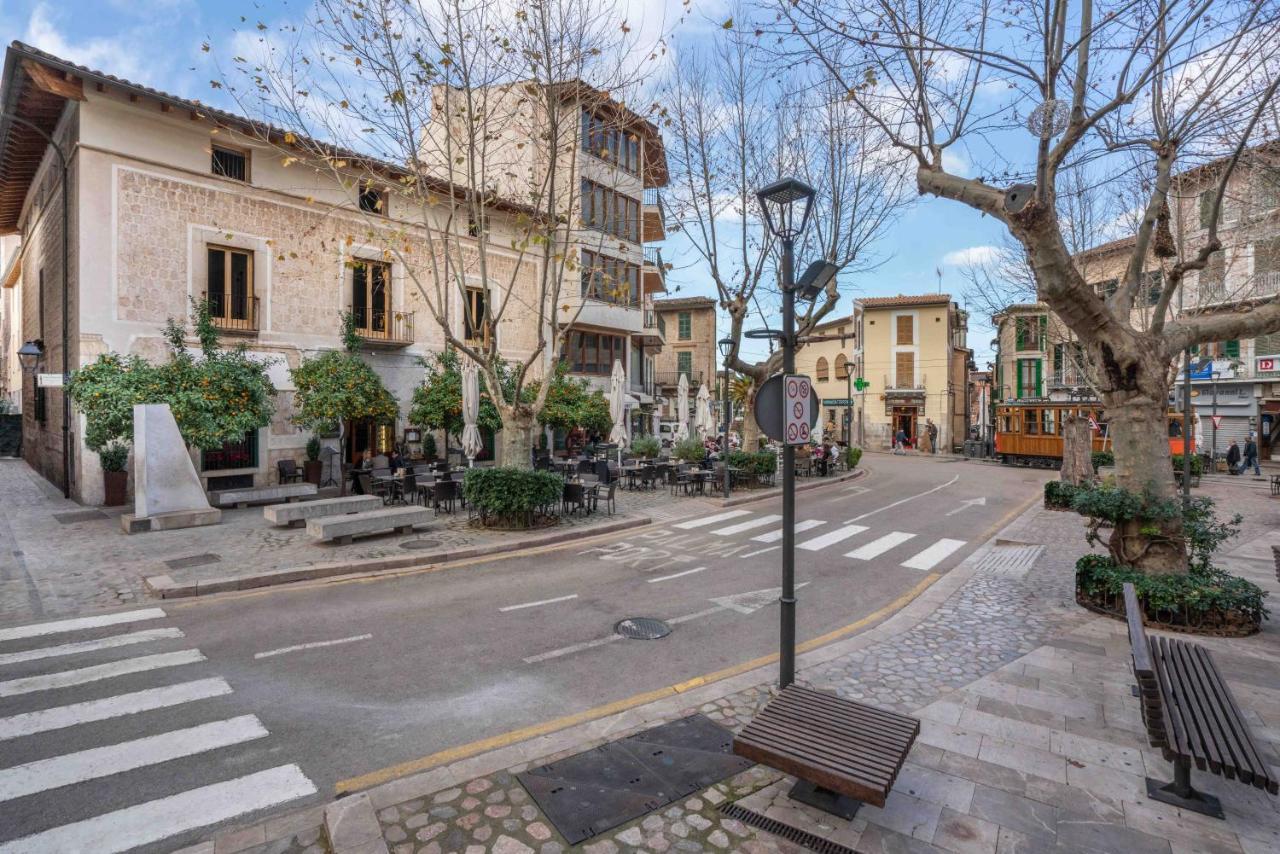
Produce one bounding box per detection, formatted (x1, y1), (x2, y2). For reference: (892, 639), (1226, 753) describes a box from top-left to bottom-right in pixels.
(121, 507), (222, 534)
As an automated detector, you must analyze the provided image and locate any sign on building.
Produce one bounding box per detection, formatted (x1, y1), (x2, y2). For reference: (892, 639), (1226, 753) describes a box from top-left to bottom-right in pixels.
(36, 373), (64, 388)
(1256, 355), (1280, 373)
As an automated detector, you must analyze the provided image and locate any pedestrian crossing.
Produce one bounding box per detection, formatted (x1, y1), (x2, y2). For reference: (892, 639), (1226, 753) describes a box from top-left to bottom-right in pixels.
(0, 608), (316, 853)
(680, 511), (971, 572)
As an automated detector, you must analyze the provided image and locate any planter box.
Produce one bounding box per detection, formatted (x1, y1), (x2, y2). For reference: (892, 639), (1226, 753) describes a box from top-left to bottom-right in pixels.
(303, 459), (323, 486)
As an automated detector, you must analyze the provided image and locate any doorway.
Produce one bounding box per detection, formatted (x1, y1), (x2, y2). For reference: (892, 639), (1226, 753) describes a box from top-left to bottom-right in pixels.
(892, 406), (918, 448)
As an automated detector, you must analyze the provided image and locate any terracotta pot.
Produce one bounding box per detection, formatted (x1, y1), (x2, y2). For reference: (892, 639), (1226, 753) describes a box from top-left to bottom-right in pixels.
(103, 470), (128, 507)
(303, 459), (323, 486)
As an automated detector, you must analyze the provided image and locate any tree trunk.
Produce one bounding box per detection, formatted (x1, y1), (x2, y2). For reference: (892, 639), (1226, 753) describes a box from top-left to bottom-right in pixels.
(498, 409), (537, 469)
(1060, 416), (1094, 486)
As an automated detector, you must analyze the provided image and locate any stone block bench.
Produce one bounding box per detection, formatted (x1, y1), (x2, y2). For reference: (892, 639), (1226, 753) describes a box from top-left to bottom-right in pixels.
(307, 506), (430, 545)
(212, 483), (317, 509)
(264, 495), (383, 527)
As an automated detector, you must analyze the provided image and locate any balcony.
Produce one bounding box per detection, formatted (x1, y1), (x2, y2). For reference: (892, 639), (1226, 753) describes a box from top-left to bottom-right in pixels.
(563, 283), (642, 334)
(1197, 270), (1280, 308)
(642, 188), (666, 242)
(884, 373), (927, 393)
(655, 370), (702, 389)
(354, 308), (414, 348)
(630, 375), (656, 398)
(638, 309), (666, 348)
(203, 292), (258, 335)
(642, 246), (667, 294)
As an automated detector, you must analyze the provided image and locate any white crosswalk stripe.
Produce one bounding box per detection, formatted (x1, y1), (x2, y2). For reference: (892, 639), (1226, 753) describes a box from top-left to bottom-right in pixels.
(0, 765), (317, 854)
(0, 609), (166, 643)
(711, 514), (782, 536)
(751, 519), (824, 543)
(0, 649), (205, 698)
(902, 538), (967, 570)
(672, 510), (751, 529)
(0, 678), (232, 741)
(798, 524), (868, 551)
(845, 531), (916, 560)
(0, 627), (184, 667)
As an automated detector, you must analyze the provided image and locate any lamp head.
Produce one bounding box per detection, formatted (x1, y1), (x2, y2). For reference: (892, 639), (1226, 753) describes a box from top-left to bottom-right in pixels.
(17, 339), (44, 374)
(756, 177), (816, 240)
(796, 261), (839, 301)
(718, 337), (734, 359)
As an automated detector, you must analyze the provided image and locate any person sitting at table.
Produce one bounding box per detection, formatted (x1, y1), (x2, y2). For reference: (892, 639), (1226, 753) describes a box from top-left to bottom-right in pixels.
(388, 448), (404, 471)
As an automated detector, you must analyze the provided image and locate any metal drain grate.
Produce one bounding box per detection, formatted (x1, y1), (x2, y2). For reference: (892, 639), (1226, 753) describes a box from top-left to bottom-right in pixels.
(615, 617), (671, 640)
(977, 544), (1044, 578)
(399, 539), (443, 550)
(718, 802), (859, 854)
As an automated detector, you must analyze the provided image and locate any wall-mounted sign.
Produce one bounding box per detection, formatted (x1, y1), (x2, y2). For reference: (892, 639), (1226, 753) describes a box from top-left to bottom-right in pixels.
(36, 373), (64, 388)
(822, 398), (853, 407)
(1257, 355), (1280, 373)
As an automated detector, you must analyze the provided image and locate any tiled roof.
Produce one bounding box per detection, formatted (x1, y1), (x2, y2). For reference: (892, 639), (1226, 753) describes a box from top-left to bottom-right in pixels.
(857, 293), (953, 308)
(652, 295), (716, 310)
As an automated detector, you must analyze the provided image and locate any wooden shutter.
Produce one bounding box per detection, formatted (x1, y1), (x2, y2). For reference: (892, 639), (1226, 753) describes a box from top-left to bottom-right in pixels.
(1225, 339), (1240, 358)
(1035, 359), (1043, 397)
(896, 315), (912, 345)
(896, 351), (914, 387)
(1015, 317), (1024, 349)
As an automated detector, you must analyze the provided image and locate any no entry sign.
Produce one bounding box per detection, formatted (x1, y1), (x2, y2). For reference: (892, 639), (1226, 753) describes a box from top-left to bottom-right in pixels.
(784, 375), (813, 445)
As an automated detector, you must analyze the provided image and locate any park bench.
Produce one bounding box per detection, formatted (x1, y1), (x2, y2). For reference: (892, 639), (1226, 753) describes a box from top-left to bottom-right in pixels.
(1124, 582), (1278, 818)
(211, 482), (317, 509)
(306, 506), (430, 545)
(263, 494), (382, 527)
(732, 684), (920, 819)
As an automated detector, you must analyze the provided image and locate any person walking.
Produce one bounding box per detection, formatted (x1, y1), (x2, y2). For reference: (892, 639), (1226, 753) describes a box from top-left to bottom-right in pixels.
(926, 419), (939, 454)
(1226, 439), (1241, 475)
(894, 427), (908, 454)
(1244, 432), (1261, 477)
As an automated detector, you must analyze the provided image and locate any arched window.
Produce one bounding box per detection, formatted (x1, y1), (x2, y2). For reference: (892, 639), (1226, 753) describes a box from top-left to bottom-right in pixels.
(816, 357), (829, 381)
(835, 353), (848, 380)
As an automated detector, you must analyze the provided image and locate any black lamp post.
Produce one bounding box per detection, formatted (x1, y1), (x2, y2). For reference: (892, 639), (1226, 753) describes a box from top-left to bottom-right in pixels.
(17, 339), (45, 374)
(718, 337), (734, 498)
(756, 176), (815, 689)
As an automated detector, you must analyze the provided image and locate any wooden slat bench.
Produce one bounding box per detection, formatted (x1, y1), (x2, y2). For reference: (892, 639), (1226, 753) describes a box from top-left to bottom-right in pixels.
(1124, 582), (1278, 818)
(732, 684), (919, 819)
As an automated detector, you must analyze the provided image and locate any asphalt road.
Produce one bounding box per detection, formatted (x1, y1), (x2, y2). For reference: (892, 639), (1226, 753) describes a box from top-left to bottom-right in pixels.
(0, 455), (1049, 853)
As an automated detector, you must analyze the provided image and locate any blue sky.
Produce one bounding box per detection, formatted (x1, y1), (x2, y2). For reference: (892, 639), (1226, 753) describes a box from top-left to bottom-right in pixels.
(1, 0), (1010, 361)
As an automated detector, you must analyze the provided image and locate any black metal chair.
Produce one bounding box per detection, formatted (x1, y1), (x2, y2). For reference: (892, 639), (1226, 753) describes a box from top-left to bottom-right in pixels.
(391, 472), (417, 506)
(591, 481), (618, 516)
(562, 482), (586, 516)
(277, 459), (304, 484)
(431, 479), (458, 514)
(356, 471), (390, 503)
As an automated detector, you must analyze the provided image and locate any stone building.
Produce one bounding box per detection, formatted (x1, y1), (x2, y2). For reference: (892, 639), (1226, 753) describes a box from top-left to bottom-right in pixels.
(793, 312), (861, 444)
(0, 42), (666, 502)
(856, 294), (970, 451)
(651, 296), (717, 427)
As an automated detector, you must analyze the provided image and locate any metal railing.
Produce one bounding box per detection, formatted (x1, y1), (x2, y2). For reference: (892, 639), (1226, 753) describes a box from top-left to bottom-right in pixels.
(354, 308), (414, 344)
(643, 187), (661, 207)
(643, 310), (666, 336)
(202, 292), (259, 334)
(883, 373), (926, 391)
(655, 370), (702, 387)
(643, 246), (663, 266)
(630, 376), (655, 397)
(580, 277), (638, 307)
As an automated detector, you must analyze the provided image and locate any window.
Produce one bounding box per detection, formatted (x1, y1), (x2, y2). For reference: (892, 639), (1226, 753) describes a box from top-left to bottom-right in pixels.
(562, 331), (627, 375)
(835, 353), (849, 379)
(206, 246), (254, 328)
(1095, 278), (1118, 299)
(1015, 315), (1045, 351)
(1016, 358), (1041, 399)
(894, 351), (914, 388)
(358, 184), (387, 216)
(580, 108), (641, 175)
(1199, 190), (1215, 229)
(467, 213), (488, 237)
(895, 315), (913, 345)
(815, 357), (829, 381)
(1199, 250), (1226, 303)
(1256, 237), (1280, 275)
(1025, 408), (1039, 435)
(677, 350), (693, 379)
(677, 311), (691, 340)
(464, 287), (488, 345)
(1041, 408), (1056, 435)
(201, 429), (259, 471)
(1145, 270), (1164, 306)
(580, 179), (640, 242)
(1224, 339), (1240, 359)
(1000, 411), (1017, 433)
(352, 260), (391, 333)
(1258, 167), (1280, 212)
(33, 385), (46, 424)
(580, 249), (639, 305)
(211, 145), (248, 182)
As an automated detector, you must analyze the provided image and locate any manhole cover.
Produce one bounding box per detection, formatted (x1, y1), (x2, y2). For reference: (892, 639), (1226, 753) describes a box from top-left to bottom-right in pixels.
(399, 539), (443, 550)
(614, 617), (671, 640)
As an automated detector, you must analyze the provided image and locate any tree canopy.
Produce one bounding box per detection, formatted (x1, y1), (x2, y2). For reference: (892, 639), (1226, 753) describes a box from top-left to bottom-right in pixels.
(290, 315), (398, 432)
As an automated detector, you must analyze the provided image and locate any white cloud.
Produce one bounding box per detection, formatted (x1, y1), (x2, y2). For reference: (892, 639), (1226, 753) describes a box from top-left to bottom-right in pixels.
(24, 2), (167, 84)
(941, 245), (999, 267)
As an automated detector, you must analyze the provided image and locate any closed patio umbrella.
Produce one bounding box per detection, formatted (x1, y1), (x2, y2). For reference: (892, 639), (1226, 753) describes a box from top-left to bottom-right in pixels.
(461, 358), (484, 466)
(674, 373), (690, 442)
(695, 383), (712, 440)
(609, 359), (629, 450)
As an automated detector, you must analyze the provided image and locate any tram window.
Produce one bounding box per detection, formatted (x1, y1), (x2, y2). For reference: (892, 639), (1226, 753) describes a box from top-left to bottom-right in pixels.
(1042, 408), (1056, 435)
(1025, 409), (1039, 435)
(1001, 412), (1017, 433)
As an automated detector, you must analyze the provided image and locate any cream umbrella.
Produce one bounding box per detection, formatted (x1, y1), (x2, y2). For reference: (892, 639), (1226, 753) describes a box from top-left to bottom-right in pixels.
(608, 359), (629, 448)
(695, 383), (712, 440)
(460, 358), (484, 466)
(674, 372), (690, 442)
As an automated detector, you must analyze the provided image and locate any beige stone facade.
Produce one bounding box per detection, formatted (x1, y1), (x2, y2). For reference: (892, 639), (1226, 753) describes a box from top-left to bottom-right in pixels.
(652, 296), (717, 421)
(794, 313), (860, 444)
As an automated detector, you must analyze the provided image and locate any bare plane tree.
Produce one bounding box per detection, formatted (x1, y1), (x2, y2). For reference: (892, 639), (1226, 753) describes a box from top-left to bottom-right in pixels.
(783, 0), (1280, 573)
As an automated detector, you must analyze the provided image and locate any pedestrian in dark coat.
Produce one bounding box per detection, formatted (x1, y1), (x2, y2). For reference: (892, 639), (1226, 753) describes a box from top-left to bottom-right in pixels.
(1226, 440), (1241, 474)
(1244, 434), (1261, 476)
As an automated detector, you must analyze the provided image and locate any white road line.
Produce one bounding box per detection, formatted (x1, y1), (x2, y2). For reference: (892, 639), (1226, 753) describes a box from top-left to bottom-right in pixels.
(0, 650), (205, 698)
(668, 606), (726, 624)
(0, 678), (232, 741)
(0, 609), (167, 644)
(672, 510), (751, 529)
(254, 633), (373, 660)
(647, 566), (706, 583)
(902, 538), (967, 571)
(799, 524), (868, 552)
(741, 546), (780, 558)
(0, 715), (269, 803)
(523, 635), (621, 663)
(499, 594), (579, 613)
(751, 519), (825, 543)
(845, 475), (960, 524)
(0, 628), (184, 667)
(712, 515), (782, 536)
(845, 532), (916, 561)
(0, 764), (317, 854)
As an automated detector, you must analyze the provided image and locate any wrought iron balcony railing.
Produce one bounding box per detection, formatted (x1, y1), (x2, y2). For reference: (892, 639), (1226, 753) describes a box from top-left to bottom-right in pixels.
(354, 308), (414, 345)
(202, 292), (259, 334)
(655, 370), (702, 388)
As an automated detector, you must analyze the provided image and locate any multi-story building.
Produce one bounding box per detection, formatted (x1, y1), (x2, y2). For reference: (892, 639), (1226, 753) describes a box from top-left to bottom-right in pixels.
(651, 296), (717, 425)
(794, 312), (861, 444)
(0, 42), (663, 502)
(856, 294), (970, 451)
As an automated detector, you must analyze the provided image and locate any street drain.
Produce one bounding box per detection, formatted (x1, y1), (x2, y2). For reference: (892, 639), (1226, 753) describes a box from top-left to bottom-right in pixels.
(399, 539), (443, 550)
(614, 617), (671, 640)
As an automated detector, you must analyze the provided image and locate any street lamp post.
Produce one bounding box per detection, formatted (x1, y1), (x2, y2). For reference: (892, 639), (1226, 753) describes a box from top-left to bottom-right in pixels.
(1211, 370), (1220, 465)
(756, 177), (816, 689)
(719, 337), (734, 499)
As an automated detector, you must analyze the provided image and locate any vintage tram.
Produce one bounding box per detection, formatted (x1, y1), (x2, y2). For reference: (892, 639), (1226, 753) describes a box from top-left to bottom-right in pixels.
(994, 401), (1193, 467)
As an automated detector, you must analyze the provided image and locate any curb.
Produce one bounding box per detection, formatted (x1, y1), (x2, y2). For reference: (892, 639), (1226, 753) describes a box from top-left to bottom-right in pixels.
(324, 793), (389, 854)
(717, 466), (867, 507)
(144, 515), (653, 599)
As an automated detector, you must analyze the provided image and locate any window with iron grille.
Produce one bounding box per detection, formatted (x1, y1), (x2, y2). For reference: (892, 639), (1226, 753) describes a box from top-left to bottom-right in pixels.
(1199, 250), (1226, 303)
(352, 260), (391, 333)
(359, 184), (387, 216)
(33, 385), (46, 424)
(206, 245), (254, 326)
(201, 429), (259, 471)
(211, 145), (249, 182)
(464, 287), (489, 345)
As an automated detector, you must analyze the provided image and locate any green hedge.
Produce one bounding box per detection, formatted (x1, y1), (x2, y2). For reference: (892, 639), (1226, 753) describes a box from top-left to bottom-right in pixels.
(1076, 554), (1267, 635)
(845, 446), (863, 469)
(463, 467), (564, 528)
(1090, 450), (1114, 471)
(727, 449), (777, 478)
(1043, 480), (1080, 509)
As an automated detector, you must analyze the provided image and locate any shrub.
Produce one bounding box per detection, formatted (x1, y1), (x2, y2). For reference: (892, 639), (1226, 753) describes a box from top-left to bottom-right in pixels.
(1171, 454), (1204, 477)
(631, 436), (661, 458)
(727, 449), (777, 479)
(673, 437), (706, 463)
(845, 446), (862, 469)
(98, 443), (129, 473)
(1090, 450), (1114, 471)
(463, 467), (564, 528)
(423, 432), (437, 459)
(1076, 554), (1267, 635)
(1043, 480), (1079, 509)
(305, 436), (322, 462)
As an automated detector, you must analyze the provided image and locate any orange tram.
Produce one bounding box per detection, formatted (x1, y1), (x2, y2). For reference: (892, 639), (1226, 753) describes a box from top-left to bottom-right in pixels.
(994, 401), (1193, 467)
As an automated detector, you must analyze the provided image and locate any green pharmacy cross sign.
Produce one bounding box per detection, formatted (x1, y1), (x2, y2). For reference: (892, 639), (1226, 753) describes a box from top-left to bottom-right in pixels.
(853, 377), (870, 392)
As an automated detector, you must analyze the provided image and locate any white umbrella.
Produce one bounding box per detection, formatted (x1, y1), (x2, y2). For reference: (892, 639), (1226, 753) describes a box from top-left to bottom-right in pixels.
(695, 383), (712, 440)
(674, 373), (690, 442)
(812, 414), (824, 445)
(460, 358), (484, 466)
(608, 359), (629, 448)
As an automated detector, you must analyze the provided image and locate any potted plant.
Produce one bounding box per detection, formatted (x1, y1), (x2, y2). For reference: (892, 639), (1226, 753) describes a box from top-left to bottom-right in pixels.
(423, 431), (438, 462)
(303, 436), (323, 485)
(100, 443), (130, 506)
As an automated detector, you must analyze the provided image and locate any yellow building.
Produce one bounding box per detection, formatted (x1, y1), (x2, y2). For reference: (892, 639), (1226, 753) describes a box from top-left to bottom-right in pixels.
(857, 294), (970, 451)
(794, 312), (861, 444)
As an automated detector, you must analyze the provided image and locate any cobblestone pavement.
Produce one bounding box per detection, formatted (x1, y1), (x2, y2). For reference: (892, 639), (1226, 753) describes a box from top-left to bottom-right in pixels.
(0, 459), (719, 625)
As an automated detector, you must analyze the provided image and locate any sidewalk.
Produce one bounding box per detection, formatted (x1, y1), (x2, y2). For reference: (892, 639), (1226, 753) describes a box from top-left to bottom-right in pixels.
(198, 476), (1280, 854)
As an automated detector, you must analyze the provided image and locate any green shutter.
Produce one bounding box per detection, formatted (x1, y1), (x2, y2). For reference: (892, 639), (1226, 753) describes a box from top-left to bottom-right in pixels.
(1038, 316), (1047, 350)
(678, 312), (691, 340)
(1199, 191), (1214, 229)
(1225, 339), (1240, 358)
(1189, 342), (1199, 356)
(1015, 360), (1023, 399)
(1035, 359), (1043, 397)
(677, 350), (692, 378)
